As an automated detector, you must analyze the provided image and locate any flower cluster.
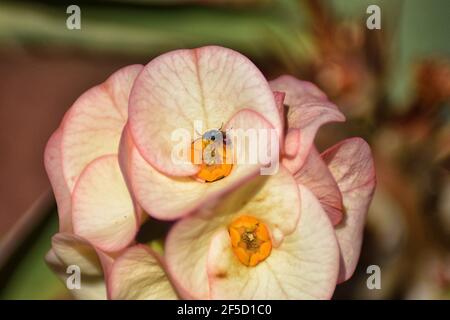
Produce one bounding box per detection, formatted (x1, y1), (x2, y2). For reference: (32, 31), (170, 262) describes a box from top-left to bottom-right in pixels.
(45, 46), (375, 299)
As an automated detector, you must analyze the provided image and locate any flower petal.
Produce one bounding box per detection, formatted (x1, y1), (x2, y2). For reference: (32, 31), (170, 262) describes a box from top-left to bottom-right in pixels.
(269, 75), (345, 172)
(108, 245), (177, 300)
(230, 165), (301, 246)
(61, 64), (143, 191)
(46, 233), (113, 300)
(119, 110), (275, 220)
(273, 91), (286, 117)
(224, 108), (280, 173)
(51, 233), (105, 276)
(294, 147), (343, 225)
(207, 185), (339, 299)
(164, 214), (221, 299)
(44, 129), (72, 232)
(321, 138), (376, 283)
(165, 166), (300, 299)
(117, 125), (145, 224)
(273, 91), (286, 152)
(72, 155), (138, 252)
(45, 249), (106, 300)
(129, 46), (281, 176)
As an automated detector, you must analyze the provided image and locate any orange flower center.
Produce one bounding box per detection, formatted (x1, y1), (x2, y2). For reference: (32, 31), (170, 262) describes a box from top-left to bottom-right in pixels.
(190, 134), (232, 182)
(228, 215), (272, 267)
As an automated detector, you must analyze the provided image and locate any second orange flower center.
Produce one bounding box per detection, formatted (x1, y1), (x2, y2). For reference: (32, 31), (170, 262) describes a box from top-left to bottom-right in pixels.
(228, 215), (272, 267)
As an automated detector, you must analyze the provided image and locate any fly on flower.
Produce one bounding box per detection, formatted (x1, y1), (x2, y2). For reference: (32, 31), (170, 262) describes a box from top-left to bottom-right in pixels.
(191, 125), (233, 182)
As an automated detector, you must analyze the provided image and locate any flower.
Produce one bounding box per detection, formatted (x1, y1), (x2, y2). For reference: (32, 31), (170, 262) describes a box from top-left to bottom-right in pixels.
(119, 46), (283, 221)
(44, 46), (376, 300)
(44, 65), (175, 299)
(111, 66), (376, 299)
(164, 167), (339, 299)
(270, 75), (376, 282)
(161, 83), (376, 298)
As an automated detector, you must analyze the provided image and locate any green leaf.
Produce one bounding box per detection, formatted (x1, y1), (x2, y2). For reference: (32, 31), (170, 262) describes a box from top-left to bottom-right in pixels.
(0, 1), (312, 67)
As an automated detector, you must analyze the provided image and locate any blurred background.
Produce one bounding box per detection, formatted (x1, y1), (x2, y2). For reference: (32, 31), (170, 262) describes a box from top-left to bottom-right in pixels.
(0, 0), (448, 299)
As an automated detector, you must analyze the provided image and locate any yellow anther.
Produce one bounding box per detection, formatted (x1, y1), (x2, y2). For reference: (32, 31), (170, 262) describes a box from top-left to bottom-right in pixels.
(228, 215), (272, 267)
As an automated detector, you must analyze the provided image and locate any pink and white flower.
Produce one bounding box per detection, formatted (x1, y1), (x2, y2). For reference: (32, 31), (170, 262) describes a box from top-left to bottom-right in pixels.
(119, 46), (282, 221)
(44, 46), (376, 300)
(154, 75), (376, 299)
(44, 65), (174, 299)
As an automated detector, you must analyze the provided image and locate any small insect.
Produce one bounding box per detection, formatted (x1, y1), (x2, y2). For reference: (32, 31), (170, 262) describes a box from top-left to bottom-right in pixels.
(194, 124), (232, 166)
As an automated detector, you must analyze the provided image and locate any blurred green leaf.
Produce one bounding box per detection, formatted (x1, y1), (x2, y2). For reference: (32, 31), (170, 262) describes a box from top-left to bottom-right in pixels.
(328, 0), (450, 108)
(0, 1), (313, 68)
(390, 0), (450, 107)
(0, 211), (68, 300)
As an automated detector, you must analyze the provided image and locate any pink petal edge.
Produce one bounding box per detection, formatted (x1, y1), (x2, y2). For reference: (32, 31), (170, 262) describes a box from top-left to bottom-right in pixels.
(128, 46), (281, 177)
(294, 147), (343, 225)
(321, 137), (376, 283)
(44, 128), (72, 232)
(270, 75), (345, 173)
